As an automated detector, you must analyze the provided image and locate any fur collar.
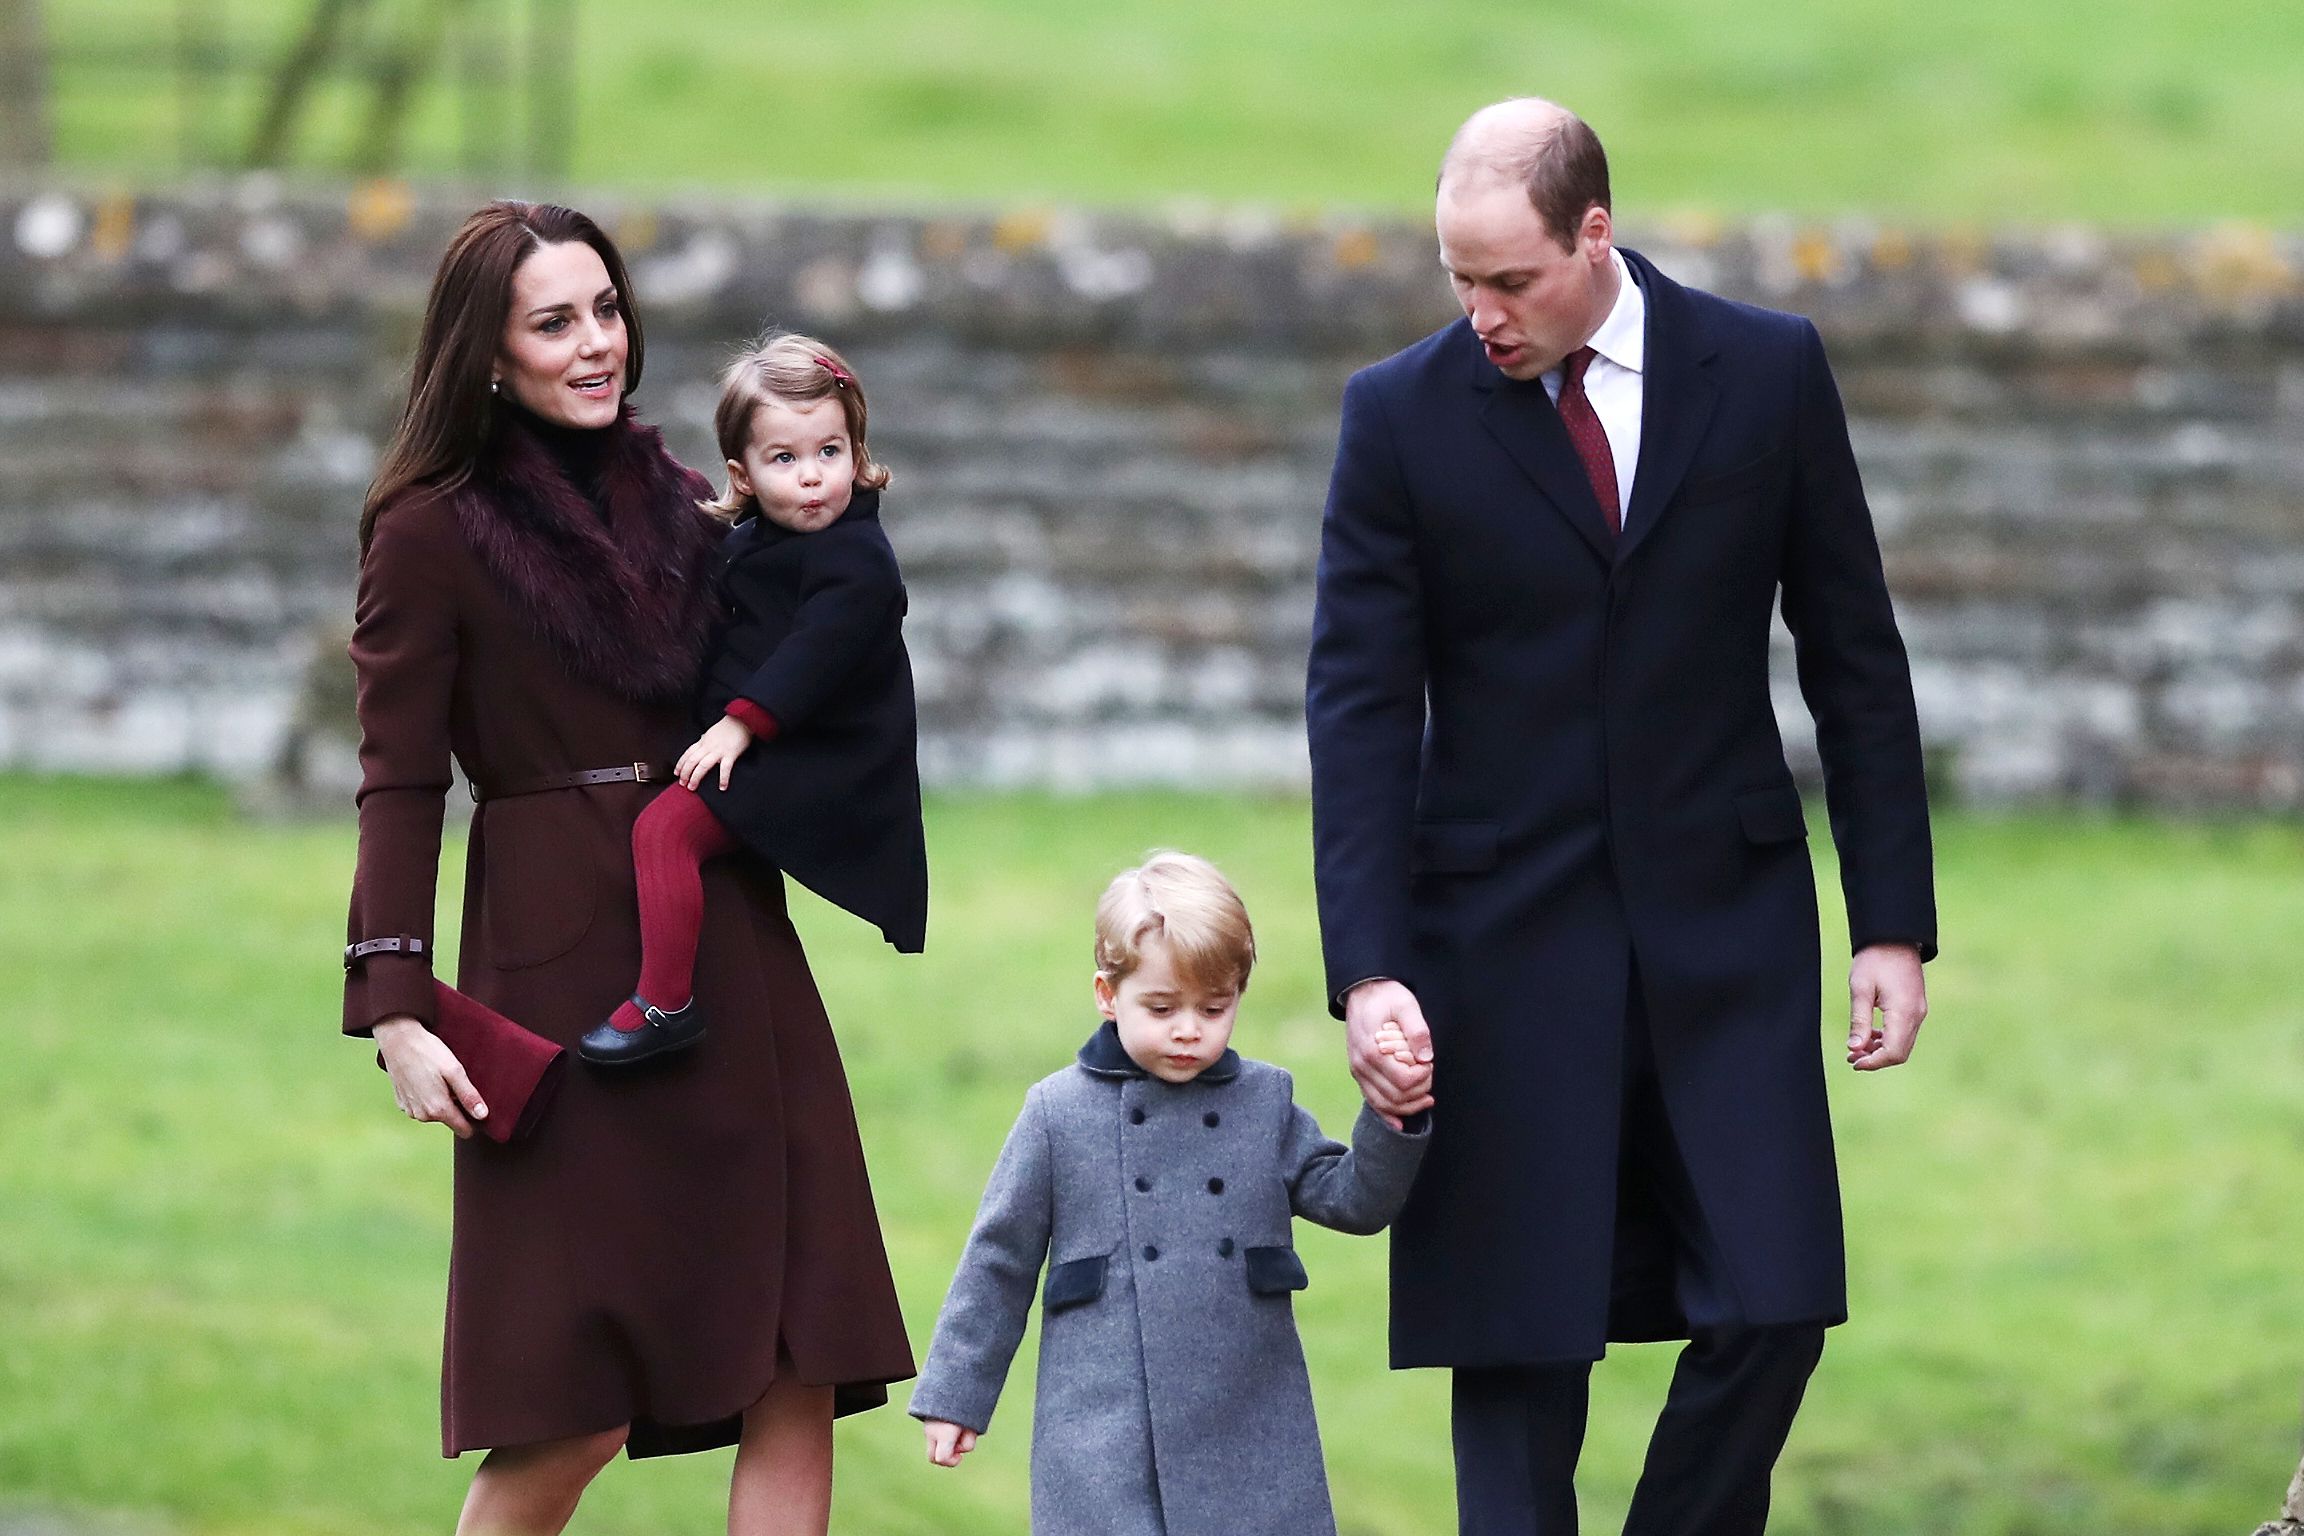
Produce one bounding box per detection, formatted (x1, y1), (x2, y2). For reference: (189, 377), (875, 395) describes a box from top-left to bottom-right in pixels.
(448, 406), (723, 703)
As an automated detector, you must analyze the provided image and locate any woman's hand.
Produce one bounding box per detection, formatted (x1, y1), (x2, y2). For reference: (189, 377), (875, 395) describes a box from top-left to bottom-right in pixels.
(374, 1015), (488, 1138)
(676, 715), (755, 791)
(922, 1419), (978, 1467)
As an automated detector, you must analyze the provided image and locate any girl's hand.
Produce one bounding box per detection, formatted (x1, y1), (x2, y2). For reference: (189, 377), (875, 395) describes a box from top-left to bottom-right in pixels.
(922, 1419), (978, 1467)
(676, 715), (755, 791)
(374, 1016), (487, 1138)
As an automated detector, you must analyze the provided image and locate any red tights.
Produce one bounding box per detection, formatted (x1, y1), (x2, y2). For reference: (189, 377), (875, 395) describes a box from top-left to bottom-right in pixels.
(609, 783), (737, 1032)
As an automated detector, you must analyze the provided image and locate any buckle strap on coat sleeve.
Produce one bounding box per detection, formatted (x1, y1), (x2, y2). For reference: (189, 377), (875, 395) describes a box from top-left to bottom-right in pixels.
(344, 935), (429, 971)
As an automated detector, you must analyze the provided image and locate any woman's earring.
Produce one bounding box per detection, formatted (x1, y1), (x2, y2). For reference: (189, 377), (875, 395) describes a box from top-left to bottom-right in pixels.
(489, 379), (500, 395)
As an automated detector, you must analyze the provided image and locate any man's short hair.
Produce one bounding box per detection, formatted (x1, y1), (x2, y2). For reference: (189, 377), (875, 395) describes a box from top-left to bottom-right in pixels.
(1441, 103), (1613, 251)
(1094, 851), (1257, 995)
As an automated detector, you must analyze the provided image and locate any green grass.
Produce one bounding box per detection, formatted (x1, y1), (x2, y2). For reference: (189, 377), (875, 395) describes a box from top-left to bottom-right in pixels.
(4, 774), (2304, 1533)
(42, 0), (2304, 224)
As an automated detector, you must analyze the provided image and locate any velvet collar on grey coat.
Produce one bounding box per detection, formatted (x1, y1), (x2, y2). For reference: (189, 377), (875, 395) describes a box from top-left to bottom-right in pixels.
(447, 403), (724, 703)
(1075, 1019), (1243, 1083)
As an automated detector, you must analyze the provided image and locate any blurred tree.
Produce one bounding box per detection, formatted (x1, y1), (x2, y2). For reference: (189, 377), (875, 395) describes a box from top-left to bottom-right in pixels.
(246, 0), (365, 166)
(245, 0), (560, 175)
(0, 0), (50, 167)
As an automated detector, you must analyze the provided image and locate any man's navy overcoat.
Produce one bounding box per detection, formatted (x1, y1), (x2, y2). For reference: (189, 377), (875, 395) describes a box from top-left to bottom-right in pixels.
(1306, 248), (1937, 1367)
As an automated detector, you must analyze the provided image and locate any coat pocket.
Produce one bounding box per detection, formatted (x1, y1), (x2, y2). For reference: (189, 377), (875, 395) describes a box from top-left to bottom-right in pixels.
(1043, 1254), (1109, 1313)
(1411, 819), (1501, 875)
(1244, 1245), (1310, 1296)
(476, 799), (599, 970)
(1733, 785), (1809, 845)
(1676, 449), (1783, 509)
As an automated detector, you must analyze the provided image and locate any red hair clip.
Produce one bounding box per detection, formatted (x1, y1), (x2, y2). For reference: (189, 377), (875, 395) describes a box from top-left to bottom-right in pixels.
(814, 355), (853, 388)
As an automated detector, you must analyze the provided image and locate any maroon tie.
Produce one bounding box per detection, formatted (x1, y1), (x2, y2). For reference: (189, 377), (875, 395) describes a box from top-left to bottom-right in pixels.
(1557, 346), (1620, 537)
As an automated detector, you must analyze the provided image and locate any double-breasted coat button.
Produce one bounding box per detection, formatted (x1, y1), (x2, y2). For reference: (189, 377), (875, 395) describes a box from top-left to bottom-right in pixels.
(1207, 1177), (1225, 1194)
(1135, 1176), (1151, 1192)
(1143, 1245), (1160, 1262)
(1130, 1108), (1146, 1125)
(1218, 1238), (1235, 1257)
(1204, 1111), (1220, 1127)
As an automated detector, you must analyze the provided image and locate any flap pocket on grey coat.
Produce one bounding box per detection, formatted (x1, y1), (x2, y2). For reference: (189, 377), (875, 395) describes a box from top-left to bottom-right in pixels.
(1043, 1254), (1109, 1313)
(1734, 785), (1808, 844)
(1244, 1246), (1310, 1296)
(1411, 819), (1500, 875)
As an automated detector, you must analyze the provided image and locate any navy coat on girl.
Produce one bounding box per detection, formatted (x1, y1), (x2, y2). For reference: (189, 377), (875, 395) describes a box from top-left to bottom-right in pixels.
(694, 486), (928, 952)
(909, 1022), (1430, 1536)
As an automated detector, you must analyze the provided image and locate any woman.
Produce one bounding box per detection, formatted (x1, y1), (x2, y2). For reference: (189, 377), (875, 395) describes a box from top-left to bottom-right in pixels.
(343, 201), (913, 1535)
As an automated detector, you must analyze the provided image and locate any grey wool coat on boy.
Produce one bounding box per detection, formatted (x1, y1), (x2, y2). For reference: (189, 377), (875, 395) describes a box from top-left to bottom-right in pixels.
(909, 1022), (1430, 1536)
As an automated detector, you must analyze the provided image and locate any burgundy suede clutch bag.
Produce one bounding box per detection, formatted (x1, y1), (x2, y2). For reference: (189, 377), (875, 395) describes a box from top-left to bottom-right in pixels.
(373, 982), (568, 1144)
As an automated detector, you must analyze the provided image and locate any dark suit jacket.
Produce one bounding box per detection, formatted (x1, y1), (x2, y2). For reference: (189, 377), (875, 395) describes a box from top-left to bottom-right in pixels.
(1306, 248), (1935, 1367)
(695, 487), (929, 953)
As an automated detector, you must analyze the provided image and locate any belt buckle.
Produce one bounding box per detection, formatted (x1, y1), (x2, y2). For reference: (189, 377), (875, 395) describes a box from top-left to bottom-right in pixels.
(631, 761), (655, 783)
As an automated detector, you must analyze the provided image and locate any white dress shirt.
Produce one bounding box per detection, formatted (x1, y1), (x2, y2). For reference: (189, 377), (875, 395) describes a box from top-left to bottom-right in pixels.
(1540, 249), (1646, 530)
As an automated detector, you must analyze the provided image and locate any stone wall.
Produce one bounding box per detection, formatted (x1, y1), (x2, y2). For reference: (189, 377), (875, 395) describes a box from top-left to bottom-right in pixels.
(3, 178), (2301, 806)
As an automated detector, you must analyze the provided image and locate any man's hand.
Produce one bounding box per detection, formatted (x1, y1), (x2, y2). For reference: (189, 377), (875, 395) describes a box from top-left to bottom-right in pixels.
(676, 715), (754, 791)
(922, 1419), (978, 1467)
(1847, 942), (1927, 1070)
(1345, 979), (1436, 1127)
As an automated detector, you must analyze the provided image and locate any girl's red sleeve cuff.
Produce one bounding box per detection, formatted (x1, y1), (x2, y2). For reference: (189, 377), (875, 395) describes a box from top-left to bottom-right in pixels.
(724, 698), (779, 739)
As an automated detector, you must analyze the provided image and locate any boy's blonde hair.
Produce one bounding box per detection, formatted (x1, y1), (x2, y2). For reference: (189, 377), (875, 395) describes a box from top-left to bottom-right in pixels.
(702, 329), (891, 519)
(1094, 851), (1257, 996)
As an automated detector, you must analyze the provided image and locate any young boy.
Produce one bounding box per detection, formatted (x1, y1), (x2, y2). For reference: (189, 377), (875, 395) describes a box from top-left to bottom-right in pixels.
(909, 851), (1433, 1536)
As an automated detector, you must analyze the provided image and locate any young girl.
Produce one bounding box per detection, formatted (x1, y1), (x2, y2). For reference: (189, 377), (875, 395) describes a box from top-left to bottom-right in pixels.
(909, 852), (1432, 1535)
(579, 332), (928, 1065)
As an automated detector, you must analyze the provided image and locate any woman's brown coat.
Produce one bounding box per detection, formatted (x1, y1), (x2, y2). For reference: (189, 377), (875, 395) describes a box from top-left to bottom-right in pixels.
(343, 410), (914, 1457)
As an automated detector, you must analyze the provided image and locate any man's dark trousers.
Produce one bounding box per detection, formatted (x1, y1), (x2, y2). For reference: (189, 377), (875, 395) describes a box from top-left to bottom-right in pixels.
(1449, 973), (1827, 1536)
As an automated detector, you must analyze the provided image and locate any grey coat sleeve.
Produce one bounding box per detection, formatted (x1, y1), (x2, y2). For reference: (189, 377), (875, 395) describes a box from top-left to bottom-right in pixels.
(1281, 1085), (1430, 1237)
(907, 1086), (1054, 1434)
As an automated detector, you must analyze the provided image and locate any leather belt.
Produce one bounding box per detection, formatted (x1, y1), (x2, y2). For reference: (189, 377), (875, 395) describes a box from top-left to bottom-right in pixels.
(468, 761), (674, 803)
(344, 935), (427, 970)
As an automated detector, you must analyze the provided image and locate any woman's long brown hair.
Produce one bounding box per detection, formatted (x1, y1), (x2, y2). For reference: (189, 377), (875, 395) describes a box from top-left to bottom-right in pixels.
(359, 201), (646, 552)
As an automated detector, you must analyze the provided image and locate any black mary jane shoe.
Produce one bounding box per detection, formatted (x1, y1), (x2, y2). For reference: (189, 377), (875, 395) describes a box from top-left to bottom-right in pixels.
(577, 996), (707, 1066)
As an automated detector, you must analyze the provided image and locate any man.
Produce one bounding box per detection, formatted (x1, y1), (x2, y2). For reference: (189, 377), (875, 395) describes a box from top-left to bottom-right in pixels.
(1305, 99), (1936, 1535)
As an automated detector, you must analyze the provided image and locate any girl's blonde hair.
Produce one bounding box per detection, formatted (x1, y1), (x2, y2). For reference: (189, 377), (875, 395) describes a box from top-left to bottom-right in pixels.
(1094, 851), (1258, 997)
(702, 330), (891, 519)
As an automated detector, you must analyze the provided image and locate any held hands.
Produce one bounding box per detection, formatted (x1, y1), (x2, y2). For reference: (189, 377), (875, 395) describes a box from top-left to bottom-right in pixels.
(1344, 979), (1436, 1128)
(1847, 942), (1928, 1070)
(1373, 1025), (1423, 1071)
(676, 715), (755, 792)
(922, 1419), (978, 1467)
(374, 1016), (488, 1138)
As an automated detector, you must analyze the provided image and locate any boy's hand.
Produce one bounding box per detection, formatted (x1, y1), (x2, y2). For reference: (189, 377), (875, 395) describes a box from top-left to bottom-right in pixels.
(1345, 979), (1435, 1128)
(1383, 1041), (1434, 1096)
(923, 1419), (978, 1467)
(676, 715), (755, 792)
(1371, 1025), (1434, 1110)
(1372, 1025), (1419, 1066)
